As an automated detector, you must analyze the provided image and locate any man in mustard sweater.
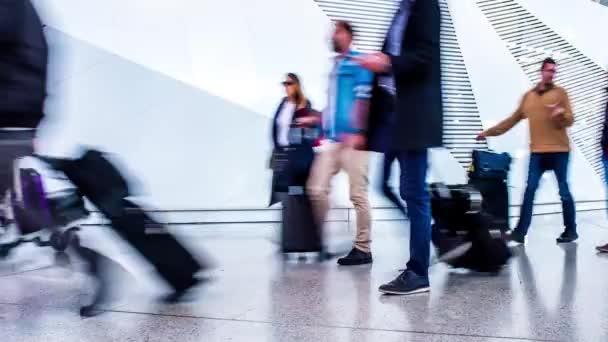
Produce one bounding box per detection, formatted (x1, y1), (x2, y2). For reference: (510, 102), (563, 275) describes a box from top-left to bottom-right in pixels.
(477, 58), (577, 244)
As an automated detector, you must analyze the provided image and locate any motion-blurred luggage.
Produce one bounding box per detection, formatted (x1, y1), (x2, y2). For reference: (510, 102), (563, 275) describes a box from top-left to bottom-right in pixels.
(13, 167), (53, 234)
(0, 158), (88, 258)
(46, 150), (202, 292)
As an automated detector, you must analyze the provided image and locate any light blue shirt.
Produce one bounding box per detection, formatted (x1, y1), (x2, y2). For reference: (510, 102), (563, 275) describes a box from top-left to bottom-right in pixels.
(324, 50), (374, 141)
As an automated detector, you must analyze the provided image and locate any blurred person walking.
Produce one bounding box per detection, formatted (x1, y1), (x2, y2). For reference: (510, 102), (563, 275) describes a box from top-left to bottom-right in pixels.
(356, 0), (443, 295)
(0, 0), (204, 317)
(0, 0), (46, 211)
(307, 21), (374, 266)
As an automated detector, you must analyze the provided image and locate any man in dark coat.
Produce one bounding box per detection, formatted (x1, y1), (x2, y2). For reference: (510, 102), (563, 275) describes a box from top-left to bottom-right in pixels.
(356, 0), (443, 295)
(0, 0), (48, 198)
(596, 88), (608, 253)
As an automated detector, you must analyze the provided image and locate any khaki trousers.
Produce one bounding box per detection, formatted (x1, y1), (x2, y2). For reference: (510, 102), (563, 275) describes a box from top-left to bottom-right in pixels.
(307, 142), (371, 252)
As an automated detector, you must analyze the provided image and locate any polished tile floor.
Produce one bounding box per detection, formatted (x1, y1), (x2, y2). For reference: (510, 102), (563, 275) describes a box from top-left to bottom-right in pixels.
(2, 212), (608, 342)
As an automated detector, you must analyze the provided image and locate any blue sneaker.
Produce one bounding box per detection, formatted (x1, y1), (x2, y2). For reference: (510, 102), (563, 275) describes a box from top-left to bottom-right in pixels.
(379, 270), (430, 295)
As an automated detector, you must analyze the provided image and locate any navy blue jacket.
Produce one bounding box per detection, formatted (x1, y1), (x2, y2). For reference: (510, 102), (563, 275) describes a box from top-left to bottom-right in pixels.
(368, 0), (443, 152)
(0, 0), (48, 128)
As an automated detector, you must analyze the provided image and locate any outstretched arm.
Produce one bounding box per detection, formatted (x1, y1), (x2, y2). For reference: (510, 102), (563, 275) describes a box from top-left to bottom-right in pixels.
(478, 95), (526, 140)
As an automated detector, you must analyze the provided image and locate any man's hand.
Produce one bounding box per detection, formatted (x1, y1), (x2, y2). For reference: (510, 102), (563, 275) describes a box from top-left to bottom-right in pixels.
(476, 131), (487, 141)
(343, 133), (367, 150)
(353, 52), (391, 73)
(546, 103), (567, 127)
(548, 105), (565, 118)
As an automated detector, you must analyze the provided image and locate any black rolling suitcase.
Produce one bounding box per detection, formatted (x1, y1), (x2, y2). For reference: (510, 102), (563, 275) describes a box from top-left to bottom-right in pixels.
(281, 188), (323, 255)
(430, 183), (511, 273)
(468, 149), (512, 232)
(277, 121), (326, 259)
(468, 177), (509, 232)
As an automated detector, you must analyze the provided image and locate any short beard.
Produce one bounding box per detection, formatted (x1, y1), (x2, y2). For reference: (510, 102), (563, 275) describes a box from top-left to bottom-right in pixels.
(332, 40), (343, 53)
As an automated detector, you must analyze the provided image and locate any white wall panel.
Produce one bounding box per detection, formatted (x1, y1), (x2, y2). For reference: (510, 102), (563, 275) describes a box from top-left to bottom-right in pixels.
(33, 0), (333, 116)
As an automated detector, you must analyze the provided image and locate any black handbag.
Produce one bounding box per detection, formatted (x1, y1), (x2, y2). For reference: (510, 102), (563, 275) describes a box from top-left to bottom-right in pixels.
(469, 150), (512, 180)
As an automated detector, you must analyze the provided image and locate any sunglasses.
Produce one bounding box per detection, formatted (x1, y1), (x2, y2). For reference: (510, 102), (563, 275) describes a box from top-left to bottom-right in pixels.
(282, 81), (296, 86)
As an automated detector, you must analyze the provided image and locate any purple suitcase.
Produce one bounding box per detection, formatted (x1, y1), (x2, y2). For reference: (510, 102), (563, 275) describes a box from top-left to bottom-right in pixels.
(12, 168), (53, 234)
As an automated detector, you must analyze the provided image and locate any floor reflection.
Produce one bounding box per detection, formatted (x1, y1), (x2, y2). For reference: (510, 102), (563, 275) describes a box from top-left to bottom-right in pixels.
(4, 214), (608, 341)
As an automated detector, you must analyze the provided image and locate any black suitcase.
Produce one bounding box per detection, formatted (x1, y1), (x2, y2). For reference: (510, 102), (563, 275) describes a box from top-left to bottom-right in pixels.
(43, 151), (202, 290)
(467, 149), (511, 232)
(430, 183), (511, 273)
(281, 190), (322, 254)
(468, 177), (509, 232)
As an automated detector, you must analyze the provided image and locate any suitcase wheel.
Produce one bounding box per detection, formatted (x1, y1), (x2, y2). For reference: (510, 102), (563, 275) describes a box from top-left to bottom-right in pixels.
(50, 231), (68, 251)
(50, 227), (80, 252)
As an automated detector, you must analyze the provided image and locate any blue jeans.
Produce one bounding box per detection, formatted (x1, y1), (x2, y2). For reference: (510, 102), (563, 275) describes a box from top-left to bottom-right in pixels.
(515, 152), (576, 236)
(397, 150), (431, 277)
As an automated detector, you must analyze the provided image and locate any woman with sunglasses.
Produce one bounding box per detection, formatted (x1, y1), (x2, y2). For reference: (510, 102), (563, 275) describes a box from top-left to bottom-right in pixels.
(269, 73), (319, 206)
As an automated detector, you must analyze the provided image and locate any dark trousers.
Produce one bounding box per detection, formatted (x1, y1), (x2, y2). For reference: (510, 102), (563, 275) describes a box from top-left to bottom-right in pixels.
(514, 152), (576, 236)
(380, 151), (406, 215)
(397, 150), (431, 277)
(0, 130), (35, 196)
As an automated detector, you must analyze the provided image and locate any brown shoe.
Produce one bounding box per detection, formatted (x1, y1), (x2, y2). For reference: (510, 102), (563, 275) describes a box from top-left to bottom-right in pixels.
(596, 243), (608, 253)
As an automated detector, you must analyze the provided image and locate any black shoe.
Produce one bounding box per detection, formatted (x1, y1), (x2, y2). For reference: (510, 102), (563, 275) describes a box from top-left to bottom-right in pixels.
(80, 304), (104, 318)
(161, 277), (205, 304)
(337, 247), (372, 266)
(80, 277), (111, 318)
(379, 269), (430, 295)
(507, 230), (525, 244)
(556, 231), (578, 243)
